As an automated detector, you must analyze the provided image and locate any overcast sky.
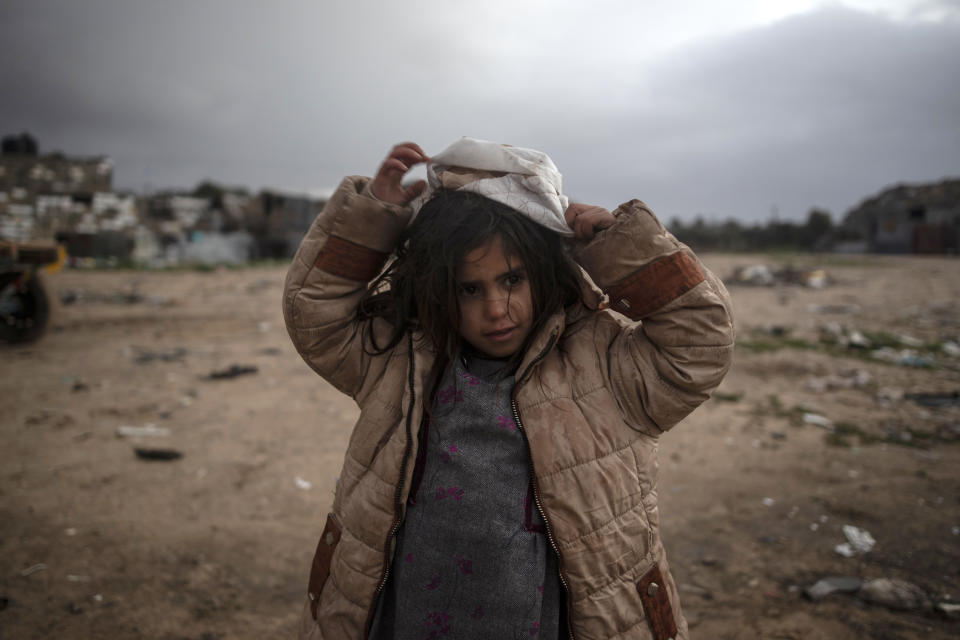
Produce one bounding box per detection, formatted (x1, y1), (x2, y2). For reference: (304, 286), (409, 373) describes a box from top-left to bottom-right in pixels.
(1, 0), (958, 222)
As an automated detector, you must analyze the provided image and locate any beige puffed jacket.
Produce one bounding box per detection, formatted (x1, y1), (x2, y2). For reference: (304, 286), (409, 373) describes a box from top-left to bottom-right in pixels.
(283, 176), (734, 640)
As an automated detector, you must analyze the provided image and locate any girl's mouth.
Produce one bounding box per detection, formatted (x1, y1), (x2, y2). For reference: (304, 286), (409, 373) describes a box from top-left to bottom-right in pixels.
(485, 327), (516, 341)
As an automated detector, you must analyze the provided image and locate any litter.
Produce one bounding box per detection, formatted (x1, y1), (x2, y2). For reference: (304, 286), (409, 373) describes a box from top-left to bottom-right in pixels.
(846, 330), (870, 349)
(730, 264), (774, 286)
(134, 448), (183, 461)
(834, 525), (875, 557)
(803, 413), (833, 429)
(803, 576), (861, 601)
(859, 578), (931, 611)
(116, 424), (171, 438)
(870, 347), (934, 368)
(937, 602), (960, 618)
(895, 334), (923, 348)
(133, 347), (187, 364)
(762, 497), (775, 507)
(875, 387), (905, 404)
(729, 264), (834, 288)
(20, 563), (47, 576)
(905, 391), (960, 408)
(804, 270), (828, 289)
(294, 476), (312, 490)
(207, 364), (258, 380)
(805, 369), (871, 393)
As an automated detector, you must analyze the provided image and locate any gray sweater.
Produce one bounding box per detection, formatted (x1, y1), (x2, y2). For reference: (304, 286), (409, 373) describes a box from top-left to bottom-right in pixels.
(369, 355), (562, 639)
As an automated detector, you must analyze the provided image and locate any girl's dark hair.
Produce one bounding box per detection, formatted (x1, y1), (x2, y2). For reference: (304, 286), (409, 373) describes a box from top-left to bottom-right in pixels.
(359, 189), (582, 376)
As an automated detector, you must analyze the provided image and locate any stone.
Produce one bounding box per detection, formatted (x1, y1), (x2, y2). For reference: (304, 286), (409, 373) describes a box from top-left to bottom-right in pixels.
(804, 576), (862, 601)
(858, 578), (931, 611)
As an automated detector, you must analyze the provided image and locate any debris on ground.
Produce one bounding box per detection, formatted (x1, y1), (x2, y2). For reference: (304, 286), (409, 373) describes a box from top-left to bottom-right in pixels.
(805, 369), (871, 393)
(133, 347), (187, 364)
(728, 264), (833, 288)
(803, 576), (862, 601)
(65, 376), (91, 392)
(803, 413), (833, 430)
(876, 387), (905, 404)
(712, 391), (743, 402)
(133, 448), (183, 461)
(116, 424), (171, 438)
(937, 602), (960, 619)
(905, 391), (960, 408)
(20, 563), (47, 577)
(871, 347), (934, 368)
(858, 578), (931, 612)
(817, 324), (945, 367)
(294, 476), (312, 490)
(59, 285), (144, 305)
(206, 364), (258, 380)
(729, 264), (775, 286)
(834, 525), (875, 557)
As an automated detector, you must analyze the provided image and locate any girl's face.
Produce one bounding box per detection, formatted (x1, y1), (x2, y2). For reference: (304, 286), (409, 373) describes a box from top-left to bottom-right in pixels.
(455, 235), (533, 358)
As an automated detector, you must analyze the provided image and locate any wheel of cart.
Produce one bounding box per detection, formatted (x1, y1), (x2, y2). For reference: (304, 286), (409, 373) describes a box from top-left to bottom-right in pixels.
(0, 242), (63, 344)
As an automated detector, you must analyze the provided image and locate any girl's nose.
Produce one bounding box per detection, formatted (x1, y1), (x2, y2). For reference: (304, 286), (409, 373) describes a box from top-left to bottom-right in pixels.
(485, 295), (508, 319)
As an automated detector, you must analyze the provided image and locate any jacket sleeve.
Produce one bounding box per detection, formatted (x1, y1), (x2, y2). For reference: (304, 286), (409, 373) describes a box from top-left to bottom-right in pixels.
(573, 199), (735, 435)
(282, 175), (412, 400)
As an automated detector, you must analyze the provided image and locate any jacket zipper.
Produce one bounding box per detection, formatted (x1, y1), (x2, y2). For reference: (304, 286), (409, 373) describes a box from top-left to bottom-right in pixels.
(512, 332), (576, 640)
(364, 334), (418, 638)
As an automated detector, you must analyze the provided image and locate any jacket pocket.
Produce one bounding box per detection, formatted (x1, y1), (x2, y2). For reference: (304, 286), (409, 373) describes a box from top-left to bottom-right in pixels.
(636, 563), (678, 640)
(307, 513), (342, 620)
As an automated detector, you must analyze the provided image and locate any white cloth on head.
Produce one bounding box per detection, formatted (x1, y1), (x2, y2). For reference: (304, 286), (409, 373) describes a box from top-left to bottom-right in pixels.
(411, 137), (573, 237)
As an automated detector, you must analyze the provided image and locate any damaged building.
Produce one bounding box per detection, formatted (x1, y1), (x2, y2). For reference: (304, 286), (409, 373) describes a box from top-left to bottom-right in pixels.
(843, 178), (960, 254)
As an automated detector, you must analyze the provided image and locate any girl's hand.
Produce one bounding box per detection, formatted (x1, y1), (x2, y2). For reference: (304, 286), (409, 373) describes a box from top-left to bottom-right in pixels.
(565, 203), (615, 240)
(370, 142), (430, 206)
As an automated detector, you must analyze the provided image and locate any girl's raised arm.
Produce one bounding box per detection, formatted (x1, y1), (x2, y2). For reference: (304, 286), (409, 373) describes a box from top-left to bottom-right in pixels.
(572, 199), (735, 435)
(282, 144), (427, 399)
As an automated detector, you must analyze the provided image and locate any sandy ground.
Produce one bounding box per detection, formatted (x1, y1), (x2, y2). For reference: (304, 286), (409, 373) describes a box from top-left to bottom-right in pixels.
(1, 254), (958, 639)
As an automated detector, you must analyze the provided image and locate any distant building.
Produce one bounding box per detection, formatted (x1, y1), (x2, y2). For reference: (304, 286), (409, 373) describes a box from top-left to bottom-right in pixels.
(842, 178), (960, 254)
(249, 189), (324, 259)
(0, 132), (329, 264)
(0, 150), (112, 197)
(0, 133), (116, 244)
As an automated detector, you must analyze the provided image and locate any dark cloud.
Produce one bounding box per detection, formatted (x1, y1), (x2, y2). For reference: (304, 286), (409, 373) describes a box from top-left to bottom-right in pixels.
(1, 2), (957, 220)
(546, 6), (960, 219)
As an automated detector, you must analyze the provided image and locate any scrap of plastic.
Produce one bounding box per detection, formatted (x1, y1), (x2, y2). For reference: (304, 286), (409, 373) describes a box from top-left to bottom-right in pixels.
(116, 424), (170, 438)
(834, 525), (875, 557)
(803, 413), (833, 429)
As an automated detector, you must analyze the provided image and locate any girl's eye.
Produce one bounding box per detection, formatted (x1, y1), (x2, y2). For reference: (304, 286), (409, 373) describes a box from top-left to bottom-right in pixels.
(458, 284), (479, 297)
(505, 273), (524, 287)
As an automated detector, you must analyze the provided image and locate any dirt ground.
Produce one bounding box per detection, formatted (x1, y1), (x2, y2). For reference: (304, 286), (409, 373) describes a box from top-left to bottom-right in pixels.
(1, 253), (958, 639)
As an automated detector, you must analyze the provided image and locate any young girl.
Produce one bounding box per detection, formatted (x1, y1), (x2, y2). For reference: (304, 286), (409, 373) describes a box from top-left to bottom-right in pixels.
(284, 138), (734, 640)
